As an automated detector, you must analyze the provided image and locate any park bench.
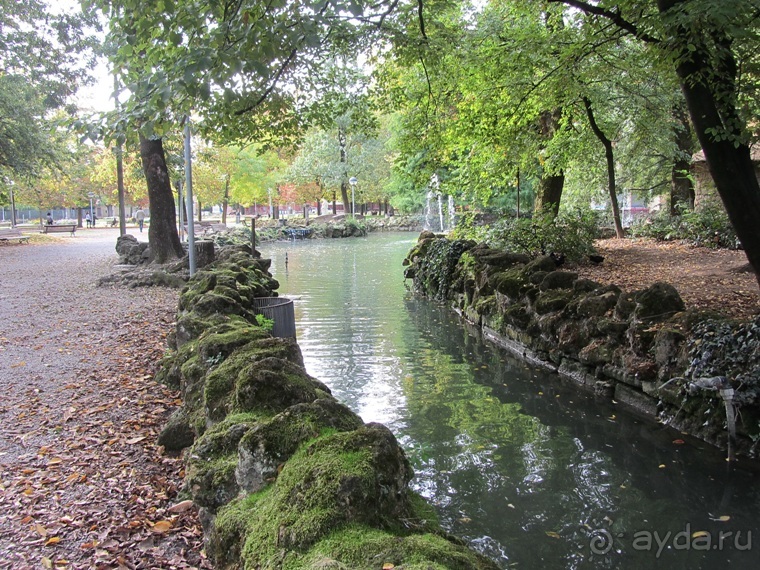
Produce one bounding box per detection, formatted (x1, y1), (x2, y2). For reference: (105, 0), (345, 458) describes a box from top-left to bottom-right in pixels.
(0, 228), (30, 244)
(42, 224), (77, 236)
(183, 221), (227, 237)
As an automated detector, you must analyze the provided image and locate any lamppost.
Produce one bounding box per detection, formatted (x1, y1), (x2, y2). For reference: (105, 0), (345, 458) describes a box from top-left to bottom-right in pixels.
(268, 188), (273, 218)
(87, 191), (95, 228)
(349, 177), (357, 217)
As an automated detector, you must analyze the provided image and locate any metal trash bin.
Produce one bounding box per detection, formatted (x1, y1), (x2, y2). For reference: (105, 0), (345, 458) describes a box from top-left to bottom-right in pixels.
(253, 297), (296, 339)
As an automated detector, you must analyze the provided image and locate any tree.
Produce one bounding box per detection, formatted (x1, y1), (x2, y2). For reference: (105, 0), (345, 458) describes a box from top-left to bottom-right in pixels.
(0, 0), (99, 184)
(139, 135), (183, 262)
(229, 146), (287, 214)
(546, 0), (760, 286)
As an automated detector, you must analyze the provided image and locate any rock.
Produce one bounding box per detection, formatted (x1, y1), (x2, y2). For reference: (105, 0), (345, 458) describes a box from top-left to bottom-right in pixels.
(236, 399), (363, 493)
(539, 270), (578, 291)
(633, 282), (685, 323)
(615, 291), (637, 320)
(523, 255), (557, 274)
(158, 407), (196, 451)
(535, 289), (574, 314)
(573, 278), (601, 293)
(577, 289), (619, 317)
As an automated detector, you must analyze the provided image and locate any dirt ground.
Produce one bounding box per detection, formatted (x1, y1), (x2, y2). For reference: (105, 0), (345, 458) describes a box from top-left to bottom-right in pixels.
(575, 237), (760, 322)
(0, 229), (209, 569)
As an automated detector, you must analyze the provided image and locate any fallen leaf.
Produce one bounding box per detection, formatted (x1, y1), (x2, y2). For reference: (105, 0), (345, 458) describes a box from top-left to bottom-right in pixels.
(45, 536), (61, 546)
(382, 564), (395, 570)
(168, 500), (194, 513)
(35, 524), (48, 537)
(672, 439), (685, 445)
(692, 530), (710, 539)
(545, 531), (561, 539)
(151, 520), (173, 534)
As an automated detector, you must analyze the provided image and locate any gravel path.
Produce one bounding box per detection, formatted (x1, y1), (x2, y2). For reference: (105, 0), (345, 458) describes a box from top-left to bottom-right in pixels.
(0, 230), (207, 569)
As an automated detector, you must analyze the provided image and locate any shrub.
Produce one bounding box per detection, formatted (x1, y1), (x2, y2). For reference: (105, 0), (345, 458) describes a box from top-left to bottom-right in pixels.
(630, 205), (740, 249)
(484, 207), (600, 262)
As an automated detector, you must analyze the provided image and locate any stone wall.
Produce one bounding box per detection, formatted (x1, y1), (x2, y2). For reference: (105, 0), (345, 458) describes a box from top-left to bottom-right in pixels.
(404, 233), (760, 458)
(155, 244), (499, 569)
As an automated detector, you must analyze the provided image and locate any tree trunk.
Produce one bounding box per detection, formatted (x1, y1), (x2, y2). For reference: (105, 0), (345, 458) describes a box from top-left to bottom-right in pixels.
(222, 175), (230, 225)
(670, 104), (695, 214)
(198, 201), (202, 222)
(533, 109), (564, 217)
(332, 190), (337, 216)
(658, 0), (760, 286)
(534, 172), (564, 217)
(583, 97), (624, 238)
(139, 134), (183, 263)
(338, 127), (350, 213)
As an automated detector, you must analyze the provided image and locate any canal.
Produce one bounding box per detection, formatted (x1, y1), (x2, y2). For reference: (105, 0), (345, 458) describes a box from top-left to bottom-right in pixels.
(258, 232), (760, 569)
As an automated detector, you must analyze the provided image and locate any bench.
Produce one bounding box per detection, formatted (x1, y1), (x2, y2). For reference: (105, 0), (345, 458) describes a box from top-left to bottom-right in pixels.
(183, 222), (227, 237)
(0, 228), (30, 244)
(42, 224), (77, 235)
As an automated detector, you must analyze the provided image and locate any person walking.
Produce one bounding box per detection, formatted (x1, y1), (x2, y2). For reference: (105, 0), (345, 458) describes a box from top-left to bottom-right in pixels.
(46, 212), (54, 225)
(85, 212), (91, 228)
(135, 208), (146, 232)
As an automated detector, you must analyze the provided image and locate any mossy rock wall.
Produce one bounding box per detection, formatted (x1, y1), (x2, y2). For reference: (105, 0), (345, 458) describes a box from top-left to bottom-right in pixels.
(404, 234), (760, 458)
(156, 249), (500, 569)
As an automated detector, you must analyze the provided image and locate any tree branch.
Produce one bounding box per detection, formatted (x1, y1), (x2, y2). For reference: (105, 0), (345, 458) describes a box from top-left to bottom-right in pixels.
(547, 0), (660, 43)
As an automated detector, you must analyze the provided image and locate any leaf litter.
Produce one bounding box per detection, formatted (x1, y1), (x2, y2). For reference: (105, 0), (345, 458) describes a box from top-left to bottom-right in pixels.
(0, 267), (210, 569)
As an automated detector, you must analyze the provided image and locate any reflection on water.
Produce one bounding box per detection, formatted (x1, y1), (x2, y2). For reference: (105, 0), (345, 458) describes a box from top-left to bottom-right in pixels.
(259, 233), (760, 569)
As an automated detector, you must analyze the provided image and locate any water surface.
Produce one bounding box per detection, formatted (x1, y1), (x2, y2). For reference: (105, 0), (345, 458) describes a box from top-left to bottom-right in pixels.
(259, 233), (760, 569)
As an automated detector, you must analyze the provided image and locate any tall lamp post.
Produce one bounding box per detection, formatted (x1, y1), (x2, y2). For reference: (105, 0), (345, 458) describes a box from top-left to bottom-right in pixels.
(348, 177), (357, 218)
(87, 192), (95, 227)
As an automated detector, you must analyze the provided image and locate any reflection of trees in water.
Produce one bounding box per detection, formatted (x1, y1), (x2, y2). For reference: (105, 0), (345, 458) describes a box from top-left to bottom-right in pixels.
(400, 296), (760, 569)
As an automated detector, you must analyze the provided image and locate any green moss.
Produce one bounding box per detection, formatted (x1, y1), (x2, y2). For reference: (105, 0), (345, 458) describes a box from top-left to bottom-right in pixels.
(535, 289), (575, 314)
(187, 412), (268, 511)
(197, 322), (271, 365)
(491, 268), (527, 299)
(292, 525), (499, 570)
(209, 426), (416, 568)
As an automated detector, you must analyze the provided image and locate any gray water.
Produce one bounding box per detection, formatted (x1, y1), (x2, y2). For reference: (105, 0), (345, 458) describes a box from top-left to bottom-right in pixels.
(259, 233), (760, 569)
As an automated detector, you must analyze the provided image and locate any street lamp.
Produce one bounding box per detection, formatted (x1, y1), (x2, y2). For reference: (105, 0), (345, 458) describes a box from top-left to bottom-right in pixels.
(87, 191), (95, 228)
(348, 177), (357, 217)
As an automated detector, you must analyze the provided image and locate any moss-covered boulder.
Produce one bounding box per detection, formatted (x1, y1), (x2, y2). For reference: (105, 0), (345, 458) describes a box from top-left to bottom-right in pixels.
(236, 399), (364, 494)
(539, 270), (578, 291)
(207, 423), (501, 570)
(633, 282), (685, 323)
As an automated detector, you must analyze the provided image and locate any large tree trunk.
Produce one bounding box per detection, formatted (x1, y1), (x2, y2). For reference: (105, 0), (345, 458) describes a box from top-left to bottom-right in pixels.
(534, 173), (565, 217)
(658, 0), (760, 287)
(583, 97), (624, 238)
(139, 134), (183, 263)
(534, 109), (565, 217)
(670, 104), (695, 214)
